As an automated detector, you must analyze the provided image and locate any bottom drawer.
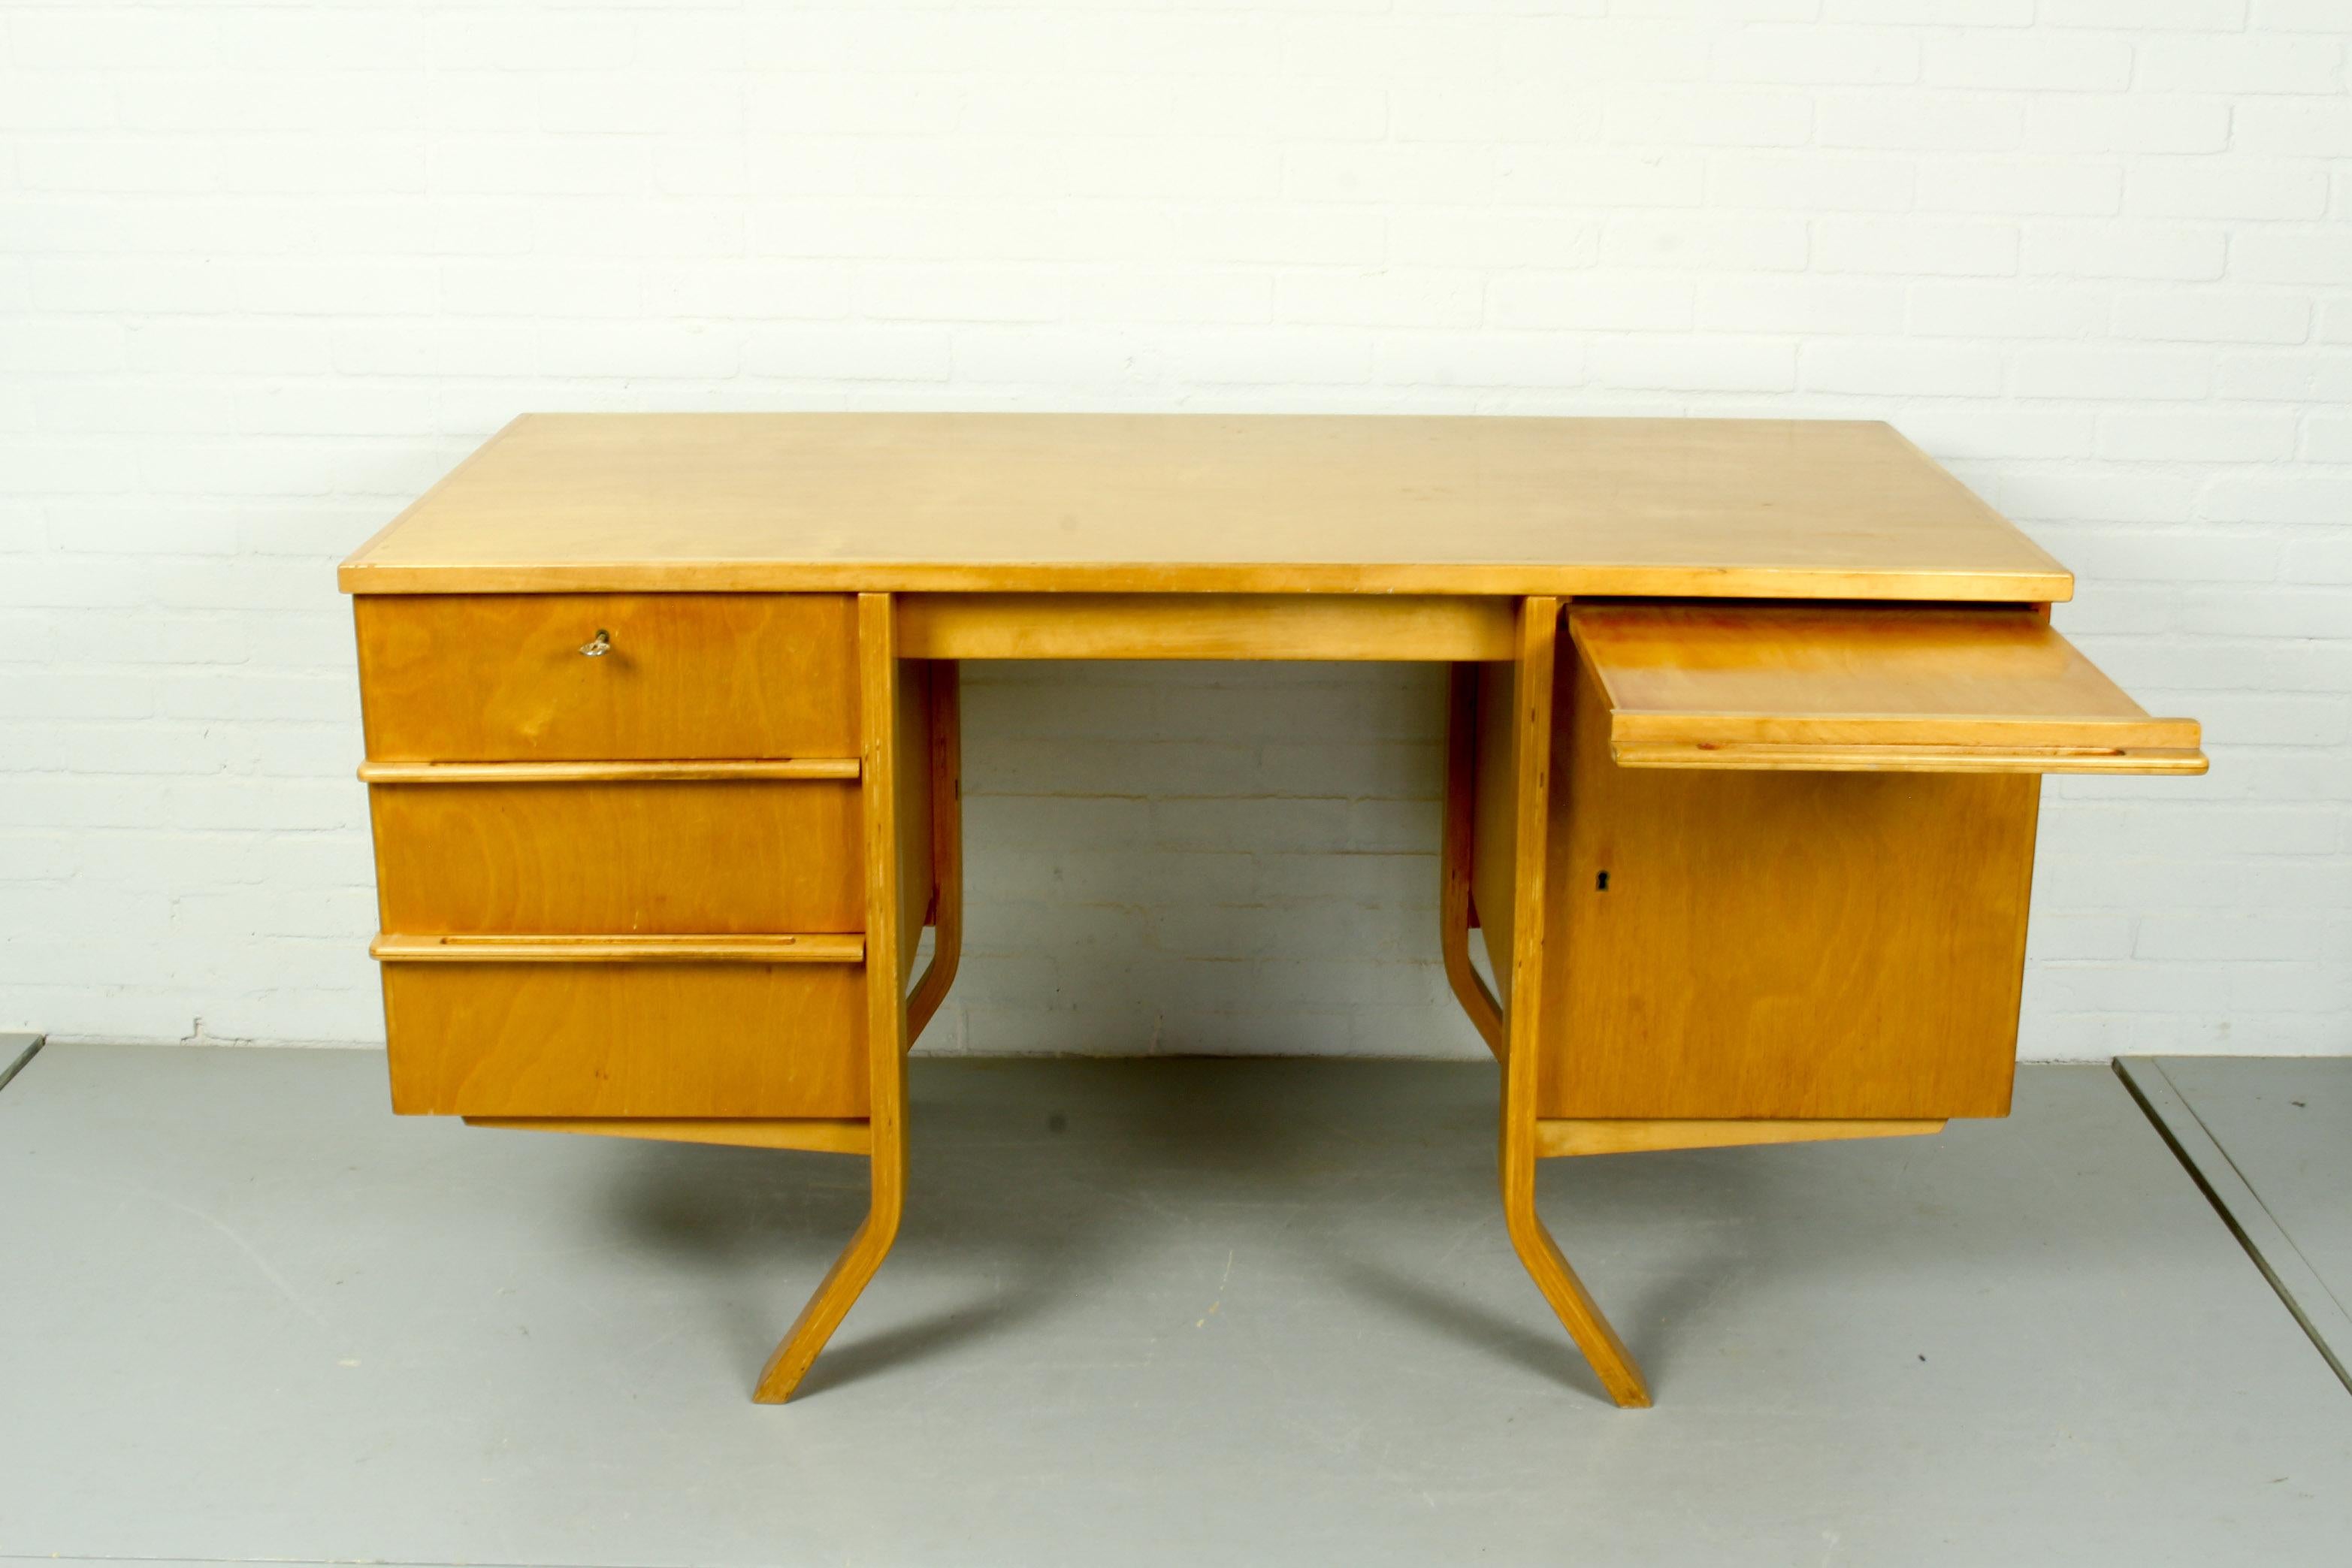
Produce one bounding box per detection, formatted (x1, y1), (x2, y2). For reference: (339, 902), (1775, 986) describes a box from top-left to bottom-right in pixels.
(382, 960), (867, 1118)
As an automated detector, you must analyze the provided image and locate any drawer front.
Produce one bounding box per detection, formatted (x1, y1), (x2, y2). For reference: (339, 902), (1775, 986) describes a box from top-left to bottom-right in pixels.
(355, 593), (859, 761)
(383, 961), (867, 1117)
(371, 778), (862, 935)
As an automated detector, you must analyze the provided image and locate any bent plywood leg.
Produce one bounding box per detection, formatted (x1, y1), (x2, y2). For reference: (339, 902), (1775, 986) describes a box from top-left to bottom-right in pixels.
(754, 1122), (905, 1401)
(1441, 662), (1507, 1062)
(755, 594), (917, 1403)
(1498, 1167), (1647, 1407)
(1495, 600), (1650, 1409)
(906, 659), (962, 1046)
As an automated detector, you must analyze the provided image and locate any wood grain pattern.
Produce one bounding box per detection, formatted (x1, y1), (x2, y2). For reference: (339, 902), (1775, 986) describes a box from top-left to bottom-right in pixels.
(1536, 1117), (1945, 1158)
(338, 414), (2072, 602)
(354, 591), (857, 760)
(382, 960), (868, 1117)
(1538, 654), (2040, 1122)
(1495, 599), (1651, 1410)
(899, 593), (1516, 660)
(754, 593), (914, 1403)
(370, 778), (863, 935)
(1570, 604), (2205, 773)
(465, 1116), (872, 1155)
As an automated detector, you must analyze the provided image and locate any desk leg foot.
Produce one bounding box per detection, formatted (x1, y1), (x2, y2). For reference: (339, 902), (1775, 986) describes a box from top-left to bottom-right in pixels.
(753, 1170), (903, 1403)
(1500, 1172), (1650, 1408)
(1490, 598), (1650, 1409)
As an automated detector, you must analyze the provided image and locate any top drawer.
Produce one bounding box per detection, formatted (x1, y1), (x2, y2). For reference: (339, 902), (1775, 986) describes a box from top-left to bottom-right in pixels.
(355, 593), (858, 762)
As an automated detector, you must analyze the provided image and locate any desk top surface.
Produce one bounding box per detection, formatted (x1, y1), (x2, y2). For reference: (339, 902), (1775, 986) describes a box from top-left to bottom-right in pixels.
(340, 413), (2071, 601)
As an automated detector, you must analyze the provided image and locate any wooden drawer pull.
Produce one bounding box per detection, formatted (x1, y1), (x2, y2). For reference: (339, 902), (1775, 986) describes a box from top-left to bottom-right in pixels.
(371, 933), (864, 964)
(358, 759), (860, 784)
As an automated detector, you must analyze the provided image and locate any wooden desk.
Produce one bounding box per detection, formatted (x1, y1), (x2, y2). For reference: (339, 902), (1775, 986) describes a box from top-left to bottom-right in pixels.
(340, 414), (2203, 1408)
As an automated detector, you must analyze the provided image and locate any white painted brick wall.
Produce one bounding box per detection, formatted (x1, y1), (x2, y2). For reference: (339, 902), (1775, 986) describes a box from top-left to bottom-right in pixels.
(3, 1), (2346, 1060)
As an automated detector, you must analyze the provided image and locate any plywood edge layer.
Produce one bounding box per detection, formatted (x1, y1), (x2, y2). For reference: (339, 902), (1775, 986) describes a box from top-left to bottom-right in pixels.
(358, 759), (862, 784)
(898, 592), (1518, 660)
(1611, 739), (2209, 775)
(1536, 1118), (1947, 1158)
(337, 560), (2077, 603)
(463, 1116), (873, 1156)
(1611, 709), (2202, 753)
(370, 932), (866, 963)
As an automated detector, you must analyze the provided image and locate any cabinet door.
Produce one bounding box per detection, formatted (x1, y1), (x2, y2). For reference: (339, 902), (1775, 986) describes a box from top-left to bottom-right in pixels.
(1538, 605), (2202, 1122)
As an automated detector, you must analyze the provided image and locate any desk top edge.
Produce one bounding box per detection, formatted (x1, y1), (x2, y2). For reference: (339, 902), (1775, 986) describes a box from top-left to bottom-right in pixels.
(336, 561), (2075, 601)
(339, 412), (2075, 604)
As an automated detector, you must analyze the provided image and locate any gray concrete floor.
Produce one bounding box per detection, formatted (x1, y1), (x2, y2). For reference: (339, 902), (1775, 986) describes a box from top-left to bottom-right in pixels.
(2, 1045), (2347, 1566)
(2120, 1056), (2352, 1393)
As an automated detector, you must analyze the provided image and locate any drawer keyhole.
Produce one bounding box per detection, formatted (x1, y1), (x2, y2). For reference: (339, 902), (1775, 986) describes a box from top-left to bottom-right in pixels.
(579, 629), (612, 657)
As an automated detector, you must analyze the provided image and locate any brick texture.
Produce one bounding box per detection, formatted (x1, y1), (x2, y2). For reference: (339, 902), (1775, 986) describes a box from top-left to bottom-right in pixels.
(2, 2), (2345, 1059)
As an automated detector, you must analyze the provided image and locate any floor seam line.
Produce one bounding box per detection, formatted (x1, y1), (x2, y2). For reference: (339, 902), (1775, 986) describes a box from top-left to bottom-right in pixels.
(2148, 1057), (2347, 1319)
(2113, 1057), (2352, 1397)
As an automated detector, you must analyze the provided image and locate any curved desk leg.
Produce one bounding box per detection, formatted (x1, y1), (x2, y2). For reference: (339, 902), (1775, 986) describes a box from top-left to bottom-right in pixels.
(756, 595), (921, 1403)
(907, 660), (962, 1047)
(1491, 600), (1651, 1409)
(754, 1152), (904, 1402)
(1441, 663), (1506, 1062)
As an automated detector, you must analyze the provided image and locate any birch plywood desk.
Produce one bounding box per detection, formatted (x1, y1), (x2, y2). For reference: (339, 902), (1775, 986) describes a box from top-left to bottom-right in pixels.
(340, 414), (2204, 1407)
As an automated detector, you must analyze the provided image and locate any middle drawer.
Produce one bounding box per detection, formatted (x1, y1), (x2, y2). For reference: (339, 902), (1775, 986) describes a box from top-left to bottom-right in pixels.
(370, 775), (863, 935)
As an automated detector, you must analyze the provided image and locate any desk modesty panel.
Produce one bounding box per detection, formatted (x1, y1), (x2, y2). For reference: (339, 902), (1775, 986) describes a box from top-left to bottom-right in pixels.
(341, 414), (2202, 1410)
